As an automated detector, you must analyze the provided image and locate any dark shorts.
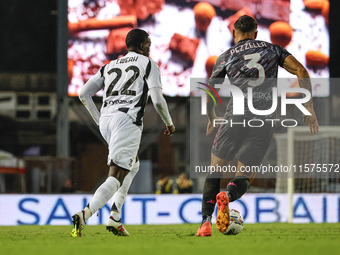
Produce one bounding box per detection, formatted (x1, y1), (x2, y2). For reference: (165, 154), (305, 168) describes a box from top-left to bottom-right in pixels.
(211, 116), (273, 166)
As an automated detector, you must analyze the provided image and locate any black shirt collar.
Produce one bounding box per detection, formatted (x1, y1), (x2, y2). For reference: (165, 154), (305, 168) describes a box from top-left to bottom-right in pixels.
(236, 38), (253, 45)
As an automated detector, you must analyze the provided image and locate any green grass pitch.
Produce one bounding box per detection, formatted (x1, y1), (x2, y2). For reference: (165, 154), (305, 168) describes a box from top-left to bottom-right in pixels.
(1, 223), (339, 255)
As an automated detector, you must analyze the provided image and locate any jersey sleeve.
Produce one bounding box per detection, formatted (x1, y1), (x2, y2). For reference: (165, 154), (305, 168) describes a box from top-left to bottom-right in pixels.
(208, 53), (227, 86)
(93, 64), (107, 87)
(276, 46), (291, 67)
(149, 87), (173, 126)
(78, 66), (105, 125)
(146, 60), (162, 89)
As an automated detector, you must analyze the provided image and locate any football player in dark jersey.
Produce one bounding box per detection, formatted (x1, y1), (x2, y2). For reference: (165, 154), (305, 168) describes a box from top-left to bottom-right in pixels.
(196, 15), (319, 236)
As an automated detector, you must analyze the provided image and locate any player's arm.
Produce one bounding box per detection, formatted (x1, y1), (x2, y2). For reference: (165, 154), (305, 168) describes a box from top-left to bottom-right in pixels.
(147, 61), (175, 136)
(206, 55), (226, 135)
(282, 55), (319, 134)
(78, 73), (104, 126)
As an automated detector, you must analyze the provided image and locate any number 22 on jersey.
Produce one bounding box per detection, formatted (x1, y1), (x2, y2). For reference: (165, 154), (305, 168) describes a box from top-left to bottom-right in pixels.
(106, 65), (140, 97)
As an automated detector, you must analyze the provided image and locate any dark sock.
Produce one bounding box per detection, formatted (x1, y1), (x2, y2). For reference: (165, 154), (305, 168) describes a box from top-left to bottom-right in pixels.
(202, 172), (222, 218)
(226, 176), (250, 202)
(111, 202), (118, 212)
(202, 215), (212, 224)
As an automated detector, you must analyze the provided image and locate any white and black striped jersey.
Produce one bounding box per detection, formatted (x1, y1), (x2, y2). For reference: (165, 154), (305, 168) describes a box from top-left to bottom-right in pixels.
(91, 52), (162, 126)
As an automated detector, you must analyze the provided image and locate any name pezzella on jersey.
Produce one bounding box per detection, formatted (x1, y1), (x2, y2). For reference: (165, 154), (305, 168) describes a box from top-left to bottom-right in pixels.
(230, 41), (267, 56)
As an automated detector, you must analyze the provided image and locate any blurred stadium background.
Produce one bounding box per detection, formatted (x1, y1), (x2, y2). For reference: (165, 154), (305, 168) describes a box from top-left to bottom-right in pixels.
(0, 0), (340, 226)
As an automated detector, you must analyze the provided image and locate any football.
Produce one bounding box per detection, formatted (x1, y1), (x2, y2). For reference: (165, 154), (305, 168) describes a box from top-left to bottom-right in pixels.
(224, 209), (244, 235)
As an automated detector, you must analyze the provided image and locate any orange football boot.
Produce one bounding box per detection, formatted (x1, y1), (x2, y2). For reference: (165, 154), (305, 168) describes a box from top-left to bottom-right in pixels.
(216, 191), (230, 233)
(195, 221), (212, 236)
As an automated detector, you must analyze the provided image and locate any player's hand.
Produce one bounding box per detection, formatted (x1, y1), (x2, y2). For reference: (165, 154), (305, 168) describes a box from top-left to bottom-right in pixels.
(303, 106), (319, 134)
(164, 125), (175, 136)
(206, 117), (222, 136)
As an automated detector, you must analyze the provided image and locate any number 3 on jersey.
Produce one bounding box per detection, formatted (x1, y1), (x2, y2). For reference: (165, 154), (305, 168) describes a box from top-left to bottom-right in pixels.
(244, 53), (265, 87)
(106, 65), (140, 97)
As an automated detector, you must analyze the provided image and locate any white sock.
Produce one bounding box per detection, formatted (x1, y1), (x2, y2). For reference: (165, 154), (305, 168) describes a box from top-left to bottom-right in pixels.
(110, 161), (139, 220)
(85, 176), (120, 222)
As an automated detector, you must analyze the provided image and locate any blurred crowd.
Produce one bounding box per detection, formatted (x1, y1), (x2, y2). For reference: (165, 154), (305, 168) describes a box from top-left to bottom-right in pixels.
(156, 173), (193, 194)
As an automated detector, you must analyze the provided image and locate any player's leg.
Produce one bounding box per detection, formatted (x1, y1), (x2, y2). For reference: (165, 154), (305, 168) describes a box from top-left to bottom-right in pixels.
(215, 160), (254, 233)
(106, 159), (140, 236)
(215, 162), (254, 234)
(197, 116), (246, 236)
(110, 158), (139, 217)
(215, 162), (255, 235)
(70, 165), (128, 237)
(219, 121), (273, 233)
(196, 154), (227, 236)
(87, 164), (128, 218)
(202, 154), (226, 219)
(215, 159), (244, 234)
(225, 161), (255, 203)
(71, 113), (141, 237)
(103, 114), (141, 236)
(215, 161), (254, 234)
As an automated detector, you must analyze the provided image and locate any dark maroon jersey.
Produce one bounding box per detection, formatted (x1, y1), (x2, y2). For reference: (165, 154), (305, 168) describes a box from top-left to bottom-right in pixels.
(209, 38), (291, 119)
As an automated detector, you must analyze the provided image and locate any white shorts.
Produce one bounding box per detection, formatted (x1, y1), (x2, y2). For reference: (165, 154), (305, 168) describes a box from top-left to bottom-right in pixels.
(99, 112), (142, 170)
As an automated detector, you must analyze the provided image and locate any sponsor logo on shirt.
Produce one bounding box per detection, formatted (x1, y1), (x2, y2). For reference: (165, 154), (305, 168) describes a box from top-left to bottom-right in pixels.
(104, 100), (133, 107)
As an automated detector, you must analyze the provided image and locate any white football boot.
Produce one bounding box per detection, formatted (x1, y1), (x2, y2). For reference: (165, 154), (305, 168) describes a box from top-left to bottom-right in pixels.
(106, 216), (129, 236)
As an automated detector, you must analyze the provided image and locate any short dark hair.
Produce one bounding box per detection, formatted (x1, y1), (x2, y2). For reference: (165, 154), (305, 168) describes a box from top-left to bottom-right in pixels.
(234, 15), (258, 33)
(125, 28), (149, 49)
